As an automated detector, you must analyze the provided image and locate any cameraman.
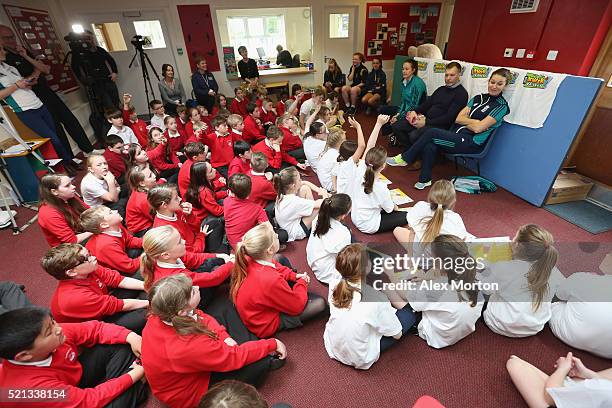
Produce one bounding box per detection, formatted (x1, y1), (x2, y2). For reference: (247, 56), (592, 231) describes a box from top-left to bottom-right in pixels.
(70, 30), (120, 111)
(0, 25), (98, 156)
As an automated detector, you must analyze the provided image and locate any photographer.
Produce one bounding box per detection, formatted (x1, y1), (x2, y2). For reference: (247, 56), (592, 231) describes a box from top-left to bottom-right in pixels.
(69, 30), (120, 111)
(0, 25), (98, 156)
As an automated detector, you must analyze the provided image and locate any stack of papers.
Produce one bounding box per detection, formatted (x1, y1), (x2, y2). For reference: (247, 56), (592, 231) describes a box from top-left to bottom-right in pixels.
(378, 173), (392, 185)
(390, 188), (413, 205)
(469, 236), (512, 263)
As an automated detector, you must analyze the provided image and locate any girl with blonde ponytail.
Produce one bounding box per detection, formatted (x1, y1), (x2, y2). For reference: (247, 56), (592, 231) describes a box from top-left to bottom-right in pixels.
(141, 274), (287, 408)
(324, 244), (416, 369)
(231, 223), (327, 338)
(480, 224), (565, 338)
(140, 226), (232, 307)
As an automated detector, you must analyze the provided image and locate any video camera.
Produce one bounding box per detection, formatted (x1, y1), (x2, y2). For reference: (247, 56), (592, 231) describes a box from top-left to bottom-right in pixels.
(130, 35), (148, 50)
(63, 31), (92, 58)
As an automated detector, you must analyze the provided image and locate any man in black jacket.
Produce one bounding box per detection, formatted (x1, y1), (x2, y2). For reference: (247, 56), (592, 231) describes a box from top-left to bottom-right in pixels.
(389, 61), (468, 170)
(275, 45), (292, 67)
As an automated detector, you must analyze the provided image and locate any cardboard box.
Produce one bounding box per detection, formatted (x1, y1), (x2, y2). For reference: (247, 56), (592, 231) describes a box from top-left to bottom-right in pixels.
(546, 173), (593, 205)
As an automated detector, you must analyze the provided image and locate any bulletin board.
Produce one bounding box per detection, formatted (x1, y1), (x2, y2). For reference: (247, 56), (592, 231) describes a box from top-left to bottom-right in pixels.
(3, 4), (80, 93)
(364, 2), (441, 61)
(176, 5), (221, 72)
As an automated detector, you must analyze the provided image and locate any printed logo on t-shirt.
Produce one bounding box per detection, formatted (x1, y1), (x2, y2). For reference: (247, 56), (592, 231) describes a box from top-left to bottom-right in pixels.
(65, 348), (76, 362)
(433, 63), (446, 73)
(481, 105), (490, 113)
(471, 65), (491, 78)
(523, 73), (551, 89)
(417, 61), (428, 72)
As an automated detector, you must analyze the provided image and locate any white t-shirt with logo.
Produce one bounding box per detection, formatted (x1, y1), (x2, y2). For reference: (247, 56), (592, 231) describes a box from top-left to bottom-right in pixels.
(317, 148), (339, 191)
(275, 194), (315, 241)
(306, 217), (351, 284)
(350, 162), (397, 233)
(304, 137), (326, 173)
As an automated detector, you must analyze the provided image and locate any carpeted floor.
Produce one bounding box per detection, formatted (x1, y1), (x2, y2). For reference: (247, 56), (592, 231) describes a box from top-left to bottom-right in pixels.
(1, 113), (610, 408)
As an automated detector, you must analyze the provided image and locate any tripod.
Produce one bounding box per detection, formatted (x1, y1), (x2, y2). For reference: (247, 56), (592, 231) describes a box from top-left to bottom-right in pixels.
(129, 45), (160, 117)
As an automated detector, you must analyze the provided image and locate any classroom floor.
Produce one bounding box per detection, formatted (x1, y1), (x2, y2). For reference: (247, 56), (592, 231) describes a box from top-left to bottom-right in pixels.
(1, 113), (610, 408)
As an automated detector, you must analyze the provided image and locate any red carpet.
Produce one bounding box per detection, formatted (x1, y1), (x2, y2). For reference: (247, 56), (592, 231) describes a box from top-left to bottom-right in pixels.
(1, 113), (610, 408)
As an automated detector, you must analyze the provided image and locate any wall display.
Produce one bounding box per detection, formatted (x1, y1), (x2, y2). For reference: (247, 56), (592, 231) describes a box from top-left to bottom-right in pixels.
(3, 4), (79, 93)
(364, 2), (440, 61)
(222, 46), (238, 79)
(176, 5), (220, 72)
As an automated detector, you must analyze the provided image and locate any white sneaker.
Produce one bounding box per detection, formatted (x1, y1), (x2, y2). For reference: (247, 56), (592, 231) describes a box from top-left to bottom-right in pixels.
(414, 180), (432, 190)
(0, 210), (17, 228)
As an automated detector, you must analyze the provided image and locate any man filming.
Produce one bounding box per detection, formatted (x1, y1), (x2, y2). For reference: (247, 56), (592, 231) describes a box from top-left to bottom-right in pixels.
(69, 30), (120, 111)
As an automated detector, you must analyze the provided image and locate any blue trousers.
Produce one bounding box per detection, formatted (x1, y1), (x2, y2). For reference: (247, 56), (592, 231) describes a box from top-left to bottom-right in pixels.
(379, 305), (417, 352)
(401, 127), (483, 183)
(16, 106), (73, 161)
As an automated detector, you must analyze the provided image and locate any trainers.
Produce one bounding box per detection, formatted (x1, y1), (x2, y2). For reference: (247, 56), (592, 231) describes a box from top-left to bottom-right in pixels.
(386, 154), (408, 167)
(414, 180), (432, 190)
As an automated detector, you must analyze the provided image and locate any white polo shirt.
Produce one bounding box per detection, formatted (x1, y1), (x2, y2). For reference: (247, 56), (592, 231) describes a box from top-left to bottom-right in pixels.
(316, 148), (339, 191)
(81, 173), (109, 206)
(306, 217), (351, 284)
(409, 277), (484, 348)
(275, 194), (315, 241)
(108, 125), (139, 145)
(479, 260), (565, 337)
(0, 62), (43, 112)
(299, 98), (316, 118)
(333, 159), (358, 195)
(406, 201), (469, 242)
(150, 114), (169, 131)
(303, 137), (326, 172)
(547, 378), (612, 408)
(350, 161), (396, 234)
(324, 279), (402, 369)
(549, 272), (612, 359)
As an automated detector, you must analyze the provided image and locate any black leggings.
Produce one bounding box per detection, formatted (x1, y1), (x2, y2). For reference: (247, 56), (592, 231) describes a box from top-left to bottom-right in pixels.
(377, 210), (408, 233)
(201, 215), (228, 253)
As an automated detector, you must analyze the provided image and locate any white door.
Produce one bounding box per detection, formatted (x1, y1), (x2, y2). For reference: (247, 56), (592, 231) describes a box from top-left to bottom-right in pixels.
(323, 7), (357, 76)
(75, 10), (179, 115)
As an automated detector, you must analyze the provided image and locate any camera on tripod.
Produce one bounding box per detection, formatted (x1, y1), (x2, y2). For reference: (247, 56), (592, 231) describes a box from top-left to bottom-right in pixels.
(131, 35), (150, 50)
(64, 31), (90, 57)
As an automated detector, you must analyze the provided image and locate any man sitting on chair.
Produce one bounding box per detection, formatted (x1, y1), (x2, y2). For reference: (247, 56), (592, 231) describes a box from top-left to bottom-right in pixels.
(387, 68), (511, 190)
(275, 45), (292, 68)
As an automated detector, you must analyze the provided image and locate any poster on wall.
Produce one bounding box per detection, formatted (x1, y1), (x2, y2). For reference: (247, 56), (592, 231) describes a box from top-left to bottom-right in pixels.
(223, 46), (238, 79)
(3, 4), (79, 93)
(176, 5), (221, 72)
(364, 2), (441, 61)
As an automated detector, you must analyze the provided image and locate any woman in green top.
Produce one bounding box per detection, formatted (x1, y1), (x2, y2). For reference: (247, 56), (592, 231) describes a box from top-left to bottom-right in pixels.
(380, 59), (427, 141)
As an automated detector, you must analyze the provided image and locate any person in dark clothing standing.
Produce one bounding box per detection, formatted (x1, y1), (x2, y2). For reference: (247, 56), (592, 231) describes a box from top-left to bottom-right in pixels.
(70, 31), (120, 111)
(0, 25), (97, 155)
(191, 57), (219, 113)
(237, 46), (262, 95)
(385, 61), (467, 170)
(275, 45), (292, 67)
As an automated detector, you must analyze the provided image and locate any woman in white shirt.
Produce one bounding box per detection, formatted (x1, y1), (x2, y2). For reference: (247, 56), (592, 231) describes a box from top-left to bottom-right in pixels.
(408, 234), (484, 349)
(302, 122), (327, 173)
(550, 272), (612, 359)
(324, 244), (416, 369)
(306, 194), (352, 284)
(507, 352), (612, 408)
(273, 167), (329, 241)
(480, 224), (565, 338)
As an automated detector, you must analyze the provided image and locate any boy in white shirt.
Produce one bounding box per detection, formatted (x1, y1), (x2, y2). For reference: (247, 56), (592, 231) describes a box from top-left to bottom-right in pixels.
(106, 110), (139, 145)
(149, 99), (169, 131)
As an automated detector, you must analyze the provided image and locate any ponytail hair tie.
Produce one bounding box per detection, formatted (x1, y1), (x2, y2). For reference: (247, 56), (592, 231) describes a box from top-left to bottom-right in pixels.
(437, 203), (443, 209)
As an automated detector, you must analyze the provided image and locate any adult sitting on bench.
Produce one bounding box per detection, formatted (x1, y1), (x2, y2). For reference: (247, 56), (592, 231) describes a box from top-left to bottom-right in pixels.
(387, 68), (512, 190)
(387, 61), (467, 170)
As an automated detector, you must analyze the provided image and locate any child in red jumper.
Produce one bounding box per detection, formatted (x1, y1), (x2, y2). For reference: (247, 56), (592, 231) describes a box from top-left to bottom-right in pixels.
(248, 152), (277, 208)
(149, 184), (210, 253)
(141, 274), (286, 408)
(242, 102), (265, 144)
(140, 226), (232, 306)
(102, 134), (127, 182)
(80, 206), (143, 275)
(252, 126), (307, 172)
(178, 142), (208, 197)
(230, 87), (249, 118)
(184, 161), (227, 253)
(120, 94), (148, 146)
(260, 99), (277, 128)
(42, 243), (148, 333)
(200, 116), (236, 178)
(230, 223), (326, 338)
(185, 107), (209, 144)
(125, 166), (157, 236)
(163, 116), (187, 157)
(147, 126), (181, 183)
(0, 307), (147, 408)
(197, 105), (213, 131)
(228, 140), (252, 177)
(277, 113), (305, 162)
(176, 105), (188, 133)
(227, 113), (245, 141)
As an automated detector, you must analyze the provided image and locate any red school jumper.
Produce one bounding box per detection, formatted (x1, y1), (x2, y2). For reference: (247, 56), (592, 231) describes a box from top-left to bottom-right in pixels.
(230, 97), (249, 118)
(223, 196), (268, 248)
(252, 139), (298, 169)
(102, 149), (126, 179)
(153, 212), (206, 252)
(38, 198), (89, 247)
(149, 255), (231, 291)
(125, 190), (153, 234)
(0, 321), (134, 408)
(122, 108), (148, 146)
(234, 258), (308, 338)
(248, 171), (277, 207)
(141, 310), (276, 408)
(279, 126), (303, 152)
(242, 115), (265, 144)
(147, 142), (180, 173)
(228, 156), (251, 178)
(200, 131), (235, 168)
(85, 225), (143, 274)
(164, 129), (187, 154)
(51, 265), (126, 323)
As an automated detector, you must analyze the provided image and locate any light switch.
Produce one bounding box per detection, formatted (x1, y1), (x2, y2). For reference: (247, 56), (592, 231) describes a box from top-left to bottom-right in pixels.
(546, 50), (559, 61)
(504, 48), (514, 58)
(516, 48), (526, 58)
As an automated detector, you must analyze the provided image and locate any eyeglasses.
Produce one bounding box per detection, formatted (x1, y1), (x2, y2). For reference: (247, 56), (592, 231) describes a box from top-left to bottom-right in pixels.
(76, 254), (96, 266)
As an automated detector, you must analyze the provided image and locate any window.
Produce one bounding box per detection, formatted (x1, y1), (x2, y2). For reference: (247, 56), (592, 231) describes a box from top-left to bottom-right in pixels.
(91, 23), (127, 52)
(329, 13), (349, 39)
(133, 20), (166, 49)
(226, 15), (285, 58)
(510, 0), (539, 13)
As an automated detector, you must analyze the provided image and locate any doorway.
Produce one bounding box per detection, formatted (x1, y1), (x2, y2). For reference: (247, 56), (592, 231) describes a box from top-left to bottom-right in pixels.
(323, 6), (358, 77)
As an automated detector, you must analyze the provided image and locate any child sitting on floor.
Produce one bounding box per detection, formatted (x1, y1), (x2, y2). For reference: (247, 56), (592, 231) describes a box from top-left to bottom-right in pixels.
(228, 140), (252, 177)
(178, 141), (208, 197)
(102, 134), (127, 183)
(42, 243), (148, 333)
(302, 122), (328, 173)
(80, 154), (120, 209)
(230, 87), (249, 118)
(231, 223), (326, 338)
(200, 116), (236, 178)
(248, 152), (276, 210)
(185, 107), (209, 144)
(80, 206), (143, 275)
(227, 113), (245, 141)
(149, 99), (169, 131)
(147, 126), (181, 183)
(332, 116), (366, 194)
(163, 115), (187, 157)
(125, 166), (157, 236)
(276, 114), (305, 162)
(252, 126), (306, 172)
(122, 93), (148, 146)
(479, 224), (565, 338)
(141, 274), (286, 408)
(0, 307), (148, 408)
(273, 166), (329, 242)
